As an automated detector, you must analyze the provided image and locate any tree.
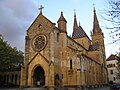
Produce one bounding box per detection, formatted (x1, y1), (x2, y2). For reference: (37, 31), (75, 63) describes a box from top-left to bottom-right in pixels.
(0, 34), (24, 72)
(105, 0), (120, 27)
(103, 0), (120, 44)
(104, 0), (120, 79)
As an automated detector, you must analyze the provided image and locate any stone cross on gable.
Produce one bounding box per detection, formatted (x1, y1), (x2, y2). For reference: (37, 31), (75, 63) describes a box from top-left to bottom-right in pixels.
(74, 9), (76, 15)
(93, 3), (95, 7)
(39, 5), (44, 14)
(74, 9), (76, 12)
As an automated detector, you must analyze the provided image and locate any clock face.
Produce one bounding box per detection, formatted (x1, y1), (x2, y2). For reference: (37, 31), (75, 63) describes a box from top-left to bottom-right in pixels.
(32, 34), (47, 52)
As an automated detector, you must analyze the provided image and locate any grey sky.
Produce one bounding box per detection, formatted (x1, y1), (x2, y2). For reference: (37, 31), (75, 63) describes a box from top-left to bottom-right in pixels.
(0, 0), (38, 51)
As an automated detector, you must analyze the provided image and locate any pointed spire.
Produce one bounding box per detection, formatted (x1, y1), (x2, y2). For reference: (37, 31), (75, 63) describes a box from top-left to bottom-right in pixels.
(72, 10), (78, 37)
(79, 21), (81, 27)
(93, 7), (102, 34)
(57, 11), (67, 23)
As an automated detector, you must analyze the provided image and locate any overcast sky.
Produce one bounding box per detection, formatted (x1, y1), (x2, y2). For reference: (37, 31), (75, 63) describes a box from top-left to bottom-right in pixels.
(0, 0), (38, 51)
(0, 0), (119, 57)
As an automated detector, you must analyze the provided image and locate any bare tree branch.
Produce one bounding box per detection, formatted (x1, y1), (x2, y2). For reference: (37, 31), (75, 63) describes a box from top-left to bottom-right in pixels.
(101, 0), (120, 45)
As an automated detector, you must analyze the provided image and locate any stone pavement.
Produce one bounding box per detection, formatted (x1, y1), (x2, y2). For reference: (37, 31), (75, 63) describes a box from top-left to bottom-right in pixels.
(0, 86), (110, 90)
(0, 87), (48, 90)
(89, 86), (110, 90)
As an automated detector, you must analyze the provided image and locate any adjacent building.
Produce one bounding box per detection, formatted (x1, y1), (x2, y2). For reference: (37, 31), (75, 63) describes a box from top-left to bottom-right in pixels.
(107, 54), (120, 83)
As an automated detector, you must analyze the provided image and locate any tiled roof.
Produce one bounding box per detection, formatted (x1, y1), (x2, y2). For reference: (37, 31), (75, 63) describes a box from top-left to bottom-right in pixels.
(89, 43), (99, 51)
(72, 26), (88, 39)
(106, 54), (117, 61)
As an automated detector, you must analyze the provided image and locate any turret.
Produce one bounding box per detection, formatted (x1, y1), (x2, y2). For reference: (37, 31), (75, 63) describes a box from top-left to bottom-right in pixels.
(91, 7), (104, 45)
(91, 7), (106, 66)
(57, 11), (67, 33)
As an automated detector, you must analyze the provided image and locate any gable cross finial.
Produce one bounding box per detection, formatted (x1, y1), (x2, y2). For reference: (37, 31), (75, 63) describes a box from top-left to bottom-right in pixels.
(39, 5), (44, 14)
(93, 3), (95, 7)
(93, 3), (96, 13)
(74, 9), (76, 16)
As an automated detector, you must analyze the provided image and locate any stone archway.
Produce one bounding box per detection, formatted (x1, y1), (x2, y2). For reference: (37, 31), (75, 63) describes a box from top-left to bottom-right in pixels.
(33, 65), (45, 87)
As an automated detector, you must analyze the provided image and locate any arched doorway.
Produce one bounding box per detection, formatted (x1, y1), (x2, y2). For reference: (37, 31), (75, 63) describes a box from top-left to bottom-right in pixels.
(33, 66), (45, 87)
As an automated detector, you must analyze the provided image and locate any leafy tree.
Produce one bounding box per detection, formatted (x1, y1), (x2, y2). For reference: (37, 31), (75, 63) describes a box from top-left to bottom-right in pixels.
(0, 34), (24, 72)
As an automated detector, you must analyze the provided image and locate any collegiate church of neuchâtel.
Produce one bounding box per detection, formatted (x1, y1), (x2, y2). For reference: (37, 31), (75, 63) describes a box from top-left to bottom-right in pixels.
(20, 6), (108, 89)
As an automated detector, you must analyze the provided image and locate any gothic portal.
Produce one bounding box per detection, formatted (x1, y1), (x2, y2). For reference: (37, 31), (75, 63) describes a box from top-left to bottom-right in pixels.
(32, 65), (45, 86)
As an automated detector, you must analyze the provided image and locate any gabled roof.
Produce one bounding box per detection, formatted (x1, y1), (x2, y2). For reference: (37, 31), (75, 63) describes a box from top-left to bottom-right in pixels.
(72, 26), (88, 39)
(27, 13), (55, 32)
(72, 12), (90, 41)
(106, 54), (117, 61)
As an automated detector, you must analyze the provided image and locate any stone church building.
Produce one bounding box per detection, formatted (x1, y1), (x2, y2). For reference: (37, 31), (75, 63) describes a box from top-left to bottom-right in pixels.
(20, 6), (108, 89)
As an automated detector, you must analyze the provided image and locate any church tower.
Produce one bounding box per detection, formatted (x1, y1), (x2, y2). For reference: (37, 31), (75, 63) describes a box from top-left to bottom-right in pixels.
(90, 7), (107, 84)
(57, 11), (67, 50)
(91, 7), (106, 65)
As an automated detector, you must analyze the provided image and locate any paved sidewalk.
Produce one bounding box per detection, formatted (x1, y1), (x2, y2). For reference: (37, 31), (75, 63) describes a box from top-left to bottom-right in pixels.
(89, 86), (110, 90)
(0, 86), (110, 90)
(0, 87), (48, 90)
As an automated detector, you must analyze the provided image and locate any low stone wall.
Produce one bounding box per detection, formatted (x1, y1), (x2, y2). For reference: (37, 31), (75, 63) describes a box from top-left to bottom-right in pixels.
(0, 71), (21, 87)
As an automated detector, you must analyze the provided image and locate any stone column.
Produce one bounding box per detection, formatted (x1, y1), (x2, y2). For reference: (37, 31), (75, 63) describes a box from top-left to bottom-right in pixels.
(20, 35), (30, 88)
(49, 63), (54, 90)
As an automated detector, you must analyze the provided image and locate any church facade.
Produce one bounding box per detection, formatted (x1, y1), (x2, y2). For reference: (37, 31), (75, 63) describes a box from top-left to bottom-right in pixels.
(20, 7), (108, 89)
